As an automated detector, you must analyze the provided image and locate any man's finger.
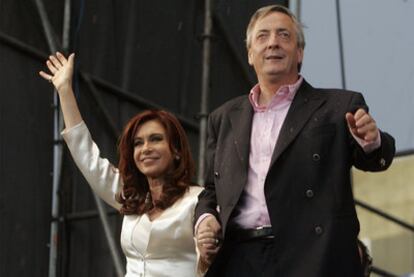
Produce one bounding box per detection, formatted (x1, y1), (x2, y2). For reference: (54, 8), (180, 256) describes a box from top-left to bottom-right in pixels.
(353, 108), (367, 122)
(354, 113), (371, 128)
(345, 112), (356, 130)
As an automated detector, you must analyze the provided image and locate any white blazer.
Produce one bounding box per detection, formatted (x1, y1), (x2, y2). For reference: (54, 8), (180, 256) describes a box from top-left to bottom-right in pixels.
(62, 122), (202, 277)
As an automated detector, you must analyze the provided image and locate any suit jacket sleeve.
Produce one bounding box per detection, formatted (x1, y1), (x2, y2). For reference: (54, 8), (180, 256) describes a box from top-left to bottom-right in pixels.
(348, 93), (395, 171)
(194, 113), (220, 223)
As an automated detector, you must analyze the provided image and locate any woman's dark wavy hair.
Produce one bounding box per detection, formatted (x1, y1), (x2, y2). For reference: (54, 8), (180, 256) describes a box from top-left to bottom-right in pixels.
(116, 110), (195, 215)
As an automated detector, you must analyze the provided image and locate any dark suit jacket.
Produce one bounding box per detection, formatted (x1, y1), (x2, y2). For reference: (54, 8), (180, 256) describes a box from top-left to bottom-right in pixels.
(195, 80), (395, 277)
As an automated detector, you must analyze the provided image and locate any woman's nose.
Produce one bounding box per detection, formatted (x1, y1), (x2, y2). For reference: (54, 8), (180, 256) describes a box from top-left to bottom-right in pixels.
(141, 141), (151, 154)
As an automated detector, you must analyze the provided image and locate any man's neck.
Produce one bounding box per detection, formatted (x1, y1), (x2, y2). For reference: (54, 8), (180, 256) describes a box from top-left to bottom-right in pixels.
(258, 75), (299, 106)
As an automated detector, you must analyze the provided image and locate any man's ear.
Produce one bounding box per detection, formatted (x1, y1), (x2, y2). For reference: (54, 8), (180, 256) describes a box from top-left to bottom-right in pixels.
(247, 48), (253, 66)
(297, 47), (304, 65)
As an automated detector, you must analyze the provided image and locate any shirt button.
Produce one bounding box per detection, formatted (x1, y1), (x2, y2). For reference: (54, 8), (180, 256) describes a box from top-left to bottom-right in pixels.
(306, 189), (314, 198)
(214, 171), (220, 178)
(314, 225), (323, 235)
(312, 153), (320, 161)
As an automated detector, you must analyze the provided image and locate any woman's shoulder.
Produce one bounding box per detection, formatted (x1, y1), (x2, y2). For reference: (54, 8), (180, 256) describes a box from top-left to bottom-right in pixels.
(186, 185), (203, 200)
(188, 185), (203, 195)
(177, 185), (203, 206)
(160, 186), (203, 219)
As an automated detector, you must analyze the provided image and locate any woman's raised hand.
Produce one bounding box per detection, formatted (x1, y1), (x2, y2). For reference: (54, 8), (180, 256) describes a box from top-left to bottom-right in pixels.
(39, 52), (75, 92)
(39, 52), (82, 128)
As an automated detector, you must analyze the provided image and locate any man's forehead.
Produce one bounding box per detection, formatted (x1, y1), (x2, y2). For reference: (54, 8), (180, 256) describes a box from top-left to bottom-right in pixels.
(255, 12), (293, 28)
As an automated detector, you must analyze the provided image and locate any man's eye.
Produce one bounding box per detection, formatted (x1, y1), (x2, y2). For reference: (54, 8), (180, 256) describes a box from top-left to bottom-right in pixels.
(279, 31), (290, 39)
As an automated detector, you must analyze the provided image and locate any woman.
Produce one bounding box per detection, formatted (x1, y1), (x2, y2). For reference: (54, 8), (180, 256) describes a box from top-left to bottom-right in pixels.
(39, 53), (205, 276)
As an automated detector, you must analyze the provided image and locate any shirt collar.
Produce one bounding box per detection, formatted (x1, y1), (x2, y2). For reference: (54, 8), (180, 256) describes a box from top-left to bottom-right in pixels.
(249, 76), (303, 112)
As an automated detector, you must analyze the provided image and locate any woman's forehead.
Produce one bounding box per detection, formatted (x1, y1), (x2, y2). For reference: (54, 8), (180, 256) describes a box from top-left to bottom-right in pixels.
(135, 120), (166, 137)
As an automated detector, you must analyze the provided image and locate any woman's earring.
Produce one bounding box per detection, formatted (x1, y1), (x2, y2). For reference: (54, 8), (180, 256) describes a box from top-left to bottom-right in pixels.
(175, 155), (180, 160)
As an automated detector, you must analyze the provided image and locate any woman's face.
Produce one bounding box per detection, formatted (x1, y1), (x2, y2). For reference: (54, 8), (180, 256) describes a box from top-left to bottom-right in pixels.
(133, 120), (175, 179)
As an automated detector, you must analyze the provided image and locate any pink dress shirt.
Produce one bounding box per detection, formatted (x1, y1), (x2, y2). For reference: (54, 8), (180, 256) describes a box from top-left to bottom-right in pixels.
(232, 77), (304, 229)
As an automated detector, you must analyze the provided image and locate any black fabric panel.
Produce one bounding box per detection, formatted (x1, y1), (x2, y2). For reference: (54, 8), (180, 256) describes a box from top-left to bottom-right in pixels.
(0, 42), (54, 276)
(0, 0), (287, 276)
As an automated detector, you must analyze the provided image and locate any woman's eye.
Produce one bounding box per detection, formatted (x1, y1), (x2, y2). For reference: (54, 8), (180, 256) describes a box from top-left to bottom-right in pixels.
(151, 135), (163, 142)
(133, 140), (143, 147)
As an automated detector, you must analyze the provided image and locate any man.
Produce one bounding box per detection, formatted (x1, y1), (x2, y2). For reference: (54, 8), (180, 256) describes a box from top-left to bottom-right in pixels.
(194, 4), (395, 277)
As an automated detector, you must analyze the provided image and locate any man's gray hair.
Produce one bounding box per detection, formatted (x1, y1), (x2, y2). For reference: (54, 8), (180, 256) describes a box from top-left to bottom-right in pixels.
(245, 5), (305, 50)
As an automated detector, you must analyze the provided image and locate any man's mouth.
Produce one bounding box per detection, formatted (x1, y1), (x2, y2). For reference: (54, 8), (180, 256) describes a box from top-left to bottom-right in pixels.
(265, 54), (284, 60)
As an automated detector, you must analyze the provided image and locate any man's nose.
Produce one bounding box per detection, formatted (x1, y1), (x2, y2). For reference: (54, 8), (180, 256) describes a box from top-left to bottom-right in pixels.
(267, 33), (279, 48)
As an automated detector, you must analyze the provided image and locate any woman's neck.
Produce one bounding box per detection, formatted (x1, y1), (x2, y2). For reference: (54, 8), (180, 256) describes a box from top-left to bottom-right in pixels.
(147, 177), (164, 203)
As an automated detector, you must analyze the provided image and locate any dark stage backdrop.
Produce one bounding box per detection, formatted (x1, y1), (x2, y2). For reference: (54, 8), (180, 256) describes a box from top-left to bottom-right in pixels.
(0, 0), (287, 276)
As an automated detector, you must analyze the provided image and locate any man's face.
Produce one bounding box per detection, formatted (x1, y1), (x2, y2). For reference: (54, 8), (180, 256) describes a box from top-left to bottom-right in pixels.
(248, 12), (303, 83)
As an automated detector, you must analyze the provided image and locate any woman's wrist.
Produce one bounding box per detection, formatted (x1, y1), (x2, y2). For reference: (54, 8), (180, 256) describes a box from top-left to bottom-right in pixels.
(56, 81), (73, 95)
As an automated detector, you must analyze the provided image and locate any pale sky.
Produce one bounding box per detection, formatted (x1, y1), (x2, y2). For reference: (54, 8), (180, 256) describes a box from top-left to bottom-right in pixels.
(296, 0), (414, 152)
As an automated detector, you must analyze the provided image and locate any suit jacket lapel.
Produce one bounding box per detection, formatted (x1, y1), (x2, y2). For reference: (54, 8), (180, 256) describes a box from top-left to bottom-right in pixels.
(229, 97), (253, 169)
(270, 81), (325, 167)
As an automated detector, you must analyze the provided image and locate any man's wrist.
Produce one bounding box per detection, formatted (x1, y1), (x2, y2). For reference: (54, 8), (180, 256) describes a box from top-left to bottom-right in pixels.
(352, 129), (381, 153)
(195, 213), (214, 235)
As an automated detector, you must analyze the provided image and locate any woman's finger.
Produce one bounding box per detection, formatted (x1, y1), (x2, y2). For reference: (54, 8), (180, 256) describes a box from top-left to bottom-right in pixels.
(56, 52), (67, 65)
(205, 247), (220, 255)
(49, 55), (63, 68)
(46, 60), (58, 74)
(39, 70), (52, 81)
(67, 53), (75, 66)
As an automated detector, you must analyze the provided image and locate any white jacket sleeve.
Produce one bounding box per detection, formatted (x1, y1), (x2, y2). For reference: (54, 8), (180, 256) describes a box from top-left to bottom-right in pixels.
(61, 121), (122, 210)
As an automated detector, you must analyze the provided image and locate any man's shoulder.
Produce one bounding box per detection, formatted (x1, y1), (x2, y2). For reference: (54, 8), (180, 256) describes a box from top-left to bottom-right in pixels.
(306, 82), (362, 98)
(302, 78), (360, 94)
(317, 88), (361, 95)
(210, 95), (248, 116)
